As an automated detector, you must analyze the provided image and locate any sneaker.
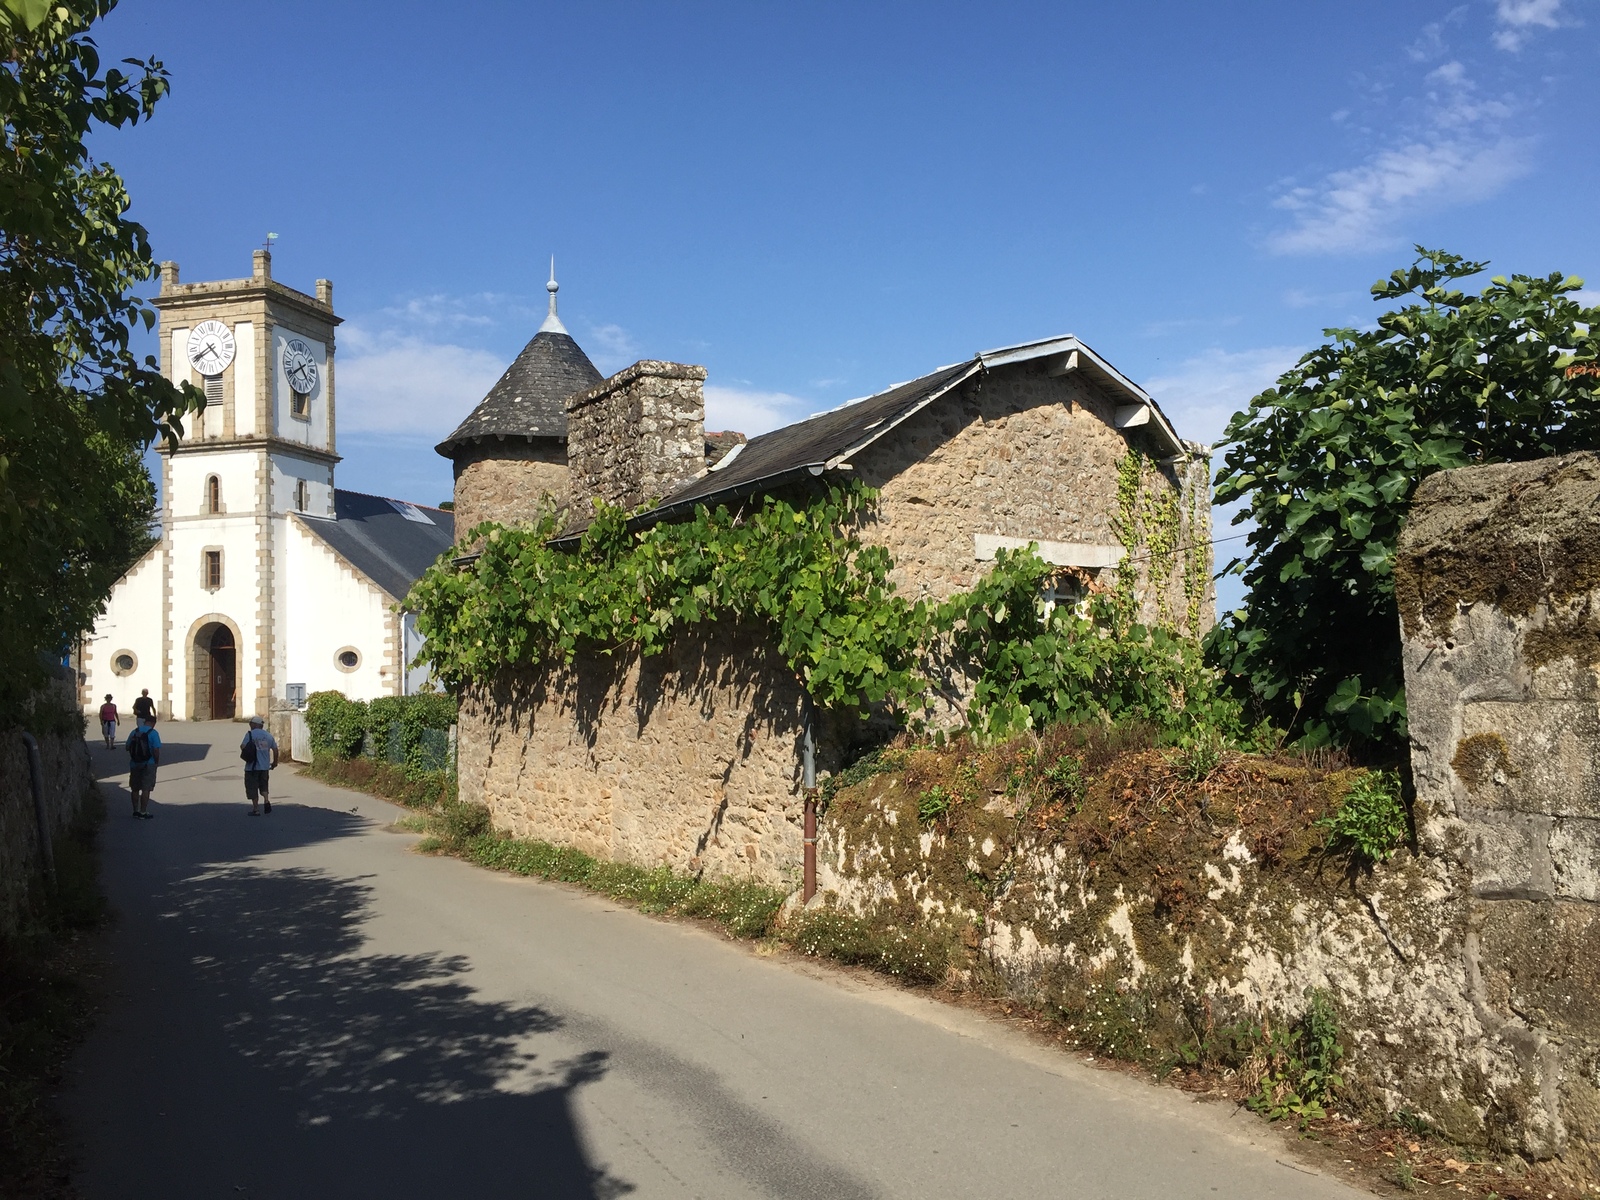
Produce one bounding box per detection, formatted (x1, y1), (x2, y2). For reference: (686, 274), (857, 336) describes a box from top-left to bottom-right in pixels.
(139, 812), (153, 820)
(263, 801), (272, 814)
(248, 809), (258, 816)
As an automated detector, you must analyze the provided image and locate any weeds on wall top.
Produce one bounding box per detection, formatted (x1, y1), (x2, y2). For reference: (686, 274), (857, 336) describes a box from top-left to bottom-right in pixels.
(407, 484), (1238, 741)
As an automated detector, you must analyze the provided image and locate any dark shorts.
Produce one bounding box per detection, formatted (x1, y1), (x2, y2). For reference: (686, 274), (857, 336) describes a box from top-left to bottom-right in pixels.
(130, 761), (156, 793)
(244, 768), (272, 800)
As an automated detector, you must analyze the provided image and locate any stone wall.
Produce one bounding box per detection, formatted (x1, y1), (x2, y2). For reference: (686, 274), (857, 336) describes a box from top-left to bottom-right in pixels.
(1394, 450), (1600, 1170)
(459, 622), (843, 886)
(565, 361), (706, 519)
(449, 441), (568, 532)
(0, 675), (93, 938)
(854, 362), (1213, 634)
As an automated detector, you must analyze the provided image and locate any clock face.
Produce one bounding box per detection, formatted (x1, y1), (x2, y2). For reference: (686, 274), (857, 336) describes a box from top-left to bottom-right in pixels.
(283, 338), (319, 395)
(186, 319), (235, 376)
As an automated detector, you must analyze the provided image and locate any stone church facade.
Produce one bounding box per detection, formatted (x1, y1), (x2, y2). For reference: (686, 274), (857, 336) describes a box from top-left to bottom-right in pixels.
(82, 252), (454, 722)
(438, 279), (1214, 885)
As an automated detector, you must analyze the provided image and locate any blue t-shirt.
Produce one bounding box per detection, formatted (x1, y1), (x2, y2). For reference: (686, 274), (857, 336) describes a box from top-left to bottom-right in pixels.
(242, 728), (277, 771)
(125, 725), (161, 764)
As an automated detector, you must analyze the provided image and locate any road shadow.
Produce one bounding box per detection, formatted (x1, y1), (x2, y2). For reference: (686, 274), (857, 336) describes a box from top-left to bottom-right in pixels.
(75, 860), (629, 1198)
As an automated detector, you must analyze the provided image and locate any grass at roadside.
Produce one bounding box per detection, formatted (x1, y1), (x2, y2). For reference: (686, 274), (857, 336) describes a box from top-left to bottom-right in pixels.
(0, 785), (108, 1200)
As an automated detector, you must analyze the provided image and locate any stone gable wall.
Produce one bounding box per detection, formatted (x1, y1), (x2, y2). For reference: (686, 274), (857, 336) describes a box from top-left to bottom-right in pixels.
(855, 362), (1212, 633)
(565, 361), (706, 519)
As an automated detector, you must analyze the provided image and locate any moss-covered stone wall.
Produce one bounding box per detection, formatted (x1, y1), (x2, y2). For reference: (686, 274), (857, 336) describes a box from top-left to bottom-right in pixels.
(1391, 450), (1600, 1175)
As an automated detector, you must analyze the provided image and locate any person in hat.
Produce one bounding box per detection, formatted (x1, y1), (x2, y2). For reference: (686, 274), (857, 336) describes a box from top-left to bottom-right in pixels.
(241, 716), (280, 816)
(98, 694), (119, 748)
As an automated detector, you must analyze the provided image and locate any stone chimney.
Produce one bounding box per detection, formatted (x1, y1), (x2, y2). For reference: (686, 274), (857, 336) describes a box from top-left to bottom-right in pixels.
(252, 249), (271, 281)
(159, 261), (180, 293)
(566, 361), (706, 517)
(316, 278), (333, 306)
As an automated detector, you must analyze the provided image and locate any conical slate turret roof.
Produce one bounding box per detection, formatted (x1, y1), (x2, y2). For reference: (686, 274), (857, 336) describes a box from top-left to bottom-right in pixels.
(434, 265), (602, 458)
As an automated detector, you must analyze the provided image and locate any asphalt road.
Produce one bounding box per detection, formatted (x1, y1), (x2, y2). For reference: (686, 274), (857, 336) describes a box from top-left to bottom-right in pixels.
(62, 721), (1368, 1199)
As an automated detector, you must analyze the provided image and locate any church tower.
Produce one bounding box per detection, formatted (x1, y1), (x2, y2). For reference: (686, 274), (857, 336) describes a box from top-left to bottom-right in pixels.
(150, 250), (341, 720)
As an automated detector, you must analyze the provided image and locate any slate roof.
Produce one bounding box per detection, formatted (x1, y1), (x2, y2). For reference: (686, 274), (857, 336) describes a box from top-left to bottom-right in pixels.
(434, 330), (603, 458)
(546, 334), (1189, 547)
(295, 489), (456, 601)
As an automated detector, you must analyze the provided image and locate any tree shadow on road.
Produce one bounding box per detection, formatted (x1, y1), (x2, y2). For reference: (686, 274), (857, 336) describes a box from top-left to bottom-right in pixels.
(89, 862), (630, 1199)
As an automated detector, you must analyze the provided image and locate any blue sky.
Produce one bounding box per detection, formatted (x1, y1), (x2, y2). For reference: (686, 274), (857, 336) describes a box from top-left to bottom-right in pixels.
(97, 0), (1598, 605)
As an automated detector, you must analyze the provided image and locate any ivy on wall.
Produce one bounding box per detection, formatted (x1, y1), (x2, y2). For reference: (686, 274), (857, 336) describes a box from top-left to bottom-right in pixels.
(1112, 448), (1207, 635)
(407, 484), (1238, 741)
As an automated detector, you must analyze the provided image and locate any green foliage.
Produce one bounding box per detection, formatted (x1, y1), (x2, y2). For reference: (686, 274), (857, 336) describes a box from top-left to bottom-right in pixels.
(1319, 770), (1408, 864)
(367, 692), (458, 777)
(304, 690), (368, 759)
(306, 691), (455, 777)
(1211, 248), (1600, 754)
(1247, 989), (1346, 1125)
(917, 784), (954, 824)
(408, 486), (928, 716)
(0, 1), (203, 711)
(817, 746), (907, 809)
(940, 547), (1245, 742)
(1170, 726), (1229, 783)
(1042, 752), (1085, 806)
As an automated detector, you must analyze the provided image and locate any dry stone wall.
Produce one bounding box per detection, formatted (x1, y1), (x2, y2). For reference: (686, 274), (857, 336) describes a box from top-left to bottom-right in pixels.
(458, 622), (842, 886)
(565, 361), (706, 519)
(0, 675), (93, 938)
(1394, 450), (1600, 1172)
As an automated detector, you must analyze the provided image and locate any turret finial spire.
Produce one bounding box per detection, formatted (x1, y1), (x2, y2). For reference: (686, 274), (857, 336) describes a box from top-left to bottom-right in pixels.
(539, 256), (567, 335)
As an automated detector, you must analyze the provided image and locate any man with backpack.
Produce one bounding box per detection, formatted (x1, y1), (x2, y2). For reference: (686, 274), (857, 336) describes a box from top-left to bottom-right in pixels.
(132, 689), (156, 723)
(126, 714), (161, 819)
(99, 694), (119, 748)
(241, 716), (279, 816)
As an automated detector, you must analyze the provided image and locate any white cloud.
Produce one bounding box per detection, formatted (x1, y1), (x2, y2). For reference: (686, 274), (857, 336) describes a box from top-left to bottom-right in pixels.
(1492, 0), (1563, 50)
(582, 322), (641, 375)
(1144, 346), (1305, 447)
(1268, 41), (1537, 255)
(703, 385), (810, 437)
(1269, 137), (1530, 254)
(337, 324), (506, 437)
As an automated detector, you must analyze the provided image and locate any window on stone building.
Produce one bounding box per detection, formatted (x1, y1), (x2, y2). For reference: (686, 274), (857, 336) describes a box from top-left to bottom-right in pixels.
(206, 475), (221, 514)
(291, 390), (309, 418)
(203, 374), (223, 406)
(335, 647), (361, 672)
(294, 479), (308, 512)
(203, 549), (222, 590)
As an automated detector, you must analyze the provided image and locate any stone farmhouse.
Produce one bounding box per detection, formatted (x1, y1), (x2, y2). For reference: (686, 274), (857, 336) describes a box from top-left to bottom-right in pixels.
(437, 276), (1213, 885)
(82, 253), (455, 723)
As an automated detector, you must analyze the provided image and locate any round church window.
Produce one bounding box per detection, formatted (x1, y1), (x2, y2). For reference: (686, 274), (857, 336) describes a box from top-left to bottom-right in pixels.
(335, 648), (361, 672)
(112, 651), (136, 676)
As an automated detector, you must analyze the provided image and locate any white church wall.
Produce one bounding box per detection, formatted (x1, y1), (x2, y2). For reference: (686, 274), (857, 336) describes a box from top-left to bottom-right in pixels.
(269, 451), (334, 518)
(233, 321), (255, 437)
(270, 326), (329, 450)
(82, 545), (164, 717)
(171, 449), (255, 517)
(167, 509), (261, 719)
(285, 520), (395, 702)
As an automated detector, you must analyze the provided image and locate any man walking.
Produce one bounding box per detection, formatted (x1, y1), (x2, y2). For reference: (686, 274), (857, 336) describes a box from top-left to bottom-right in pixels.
(132, 689), (155, 723)
(98, 694), (119, 748)
(125, 713), (160, 819)
(241, 716), (279, 815)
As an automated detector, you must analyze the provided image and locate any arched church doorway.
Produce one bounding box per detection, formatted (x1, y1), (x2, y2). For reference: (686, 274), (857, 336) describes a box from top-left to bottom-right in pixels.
(192, 622), (237, 720)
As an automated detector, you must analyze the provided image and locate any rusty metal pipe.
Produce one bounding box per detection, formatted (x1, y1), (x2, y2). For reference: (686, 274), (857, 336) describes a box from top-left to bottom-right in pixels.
(801, 704), (817, 903)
